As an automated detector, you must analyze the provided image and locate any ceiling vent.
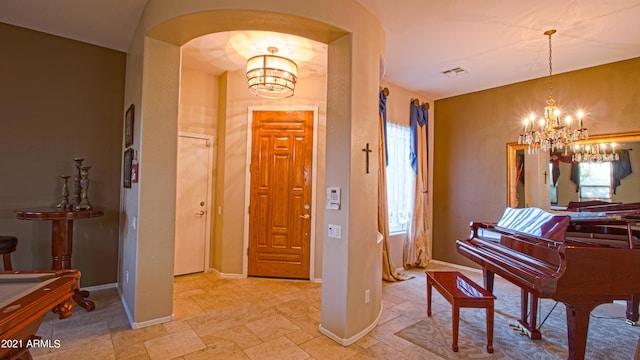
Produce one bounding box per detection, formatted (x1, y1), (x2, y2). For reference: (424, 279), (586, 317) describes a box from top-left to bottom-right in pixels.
(442, 67), (468, 78)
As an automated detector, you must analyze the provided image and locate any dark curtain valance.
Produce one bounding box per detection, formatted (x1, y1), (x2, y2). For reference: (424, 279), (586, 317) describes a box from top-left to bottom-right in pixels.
(409, 100), (428, 174)
(613, 150), (632, 194)
(379, 89), (388, 165)
(551, 149), (632, 193)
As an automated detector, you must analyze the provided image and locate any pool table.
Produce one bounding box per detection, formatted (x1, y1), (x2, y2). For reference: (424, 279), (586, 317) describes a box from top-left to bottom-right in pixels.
(0, 270), (79, 360)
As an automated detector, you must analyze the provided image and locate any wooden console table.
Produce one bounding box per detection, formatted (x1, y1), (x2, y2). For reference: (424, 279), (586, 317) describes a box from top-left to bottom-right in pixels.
(15, 208), (103, 311)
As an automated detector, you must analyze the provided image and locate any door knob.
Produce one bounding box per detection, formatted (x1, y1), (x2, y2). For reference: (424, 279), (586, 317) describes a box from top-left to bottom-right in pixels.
(196, 210), (205, 216)
(299, 214), (310, 219)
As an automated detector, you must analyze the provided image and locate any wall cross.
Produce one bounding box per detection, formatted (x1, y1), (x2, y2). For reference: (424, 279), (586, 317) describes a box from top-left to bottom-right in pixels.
(362, 143), (372, 174)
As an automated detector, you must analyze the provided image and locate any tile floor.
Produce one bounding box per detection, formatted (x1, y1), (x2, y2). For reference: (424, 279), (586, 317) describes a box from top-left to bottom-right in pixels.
(32, 262), (490, 359)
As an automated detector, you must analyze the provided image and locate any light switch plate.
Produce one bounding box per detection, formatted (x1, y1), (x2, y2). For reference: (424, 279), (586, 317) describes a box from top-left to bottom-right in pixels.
(328, 224), (341, 239)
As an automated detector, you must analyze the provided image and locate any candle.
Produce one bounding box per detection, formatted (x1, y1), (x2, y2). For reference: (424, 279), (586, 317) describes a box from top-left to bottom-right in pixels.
(577, 110), (584, 129)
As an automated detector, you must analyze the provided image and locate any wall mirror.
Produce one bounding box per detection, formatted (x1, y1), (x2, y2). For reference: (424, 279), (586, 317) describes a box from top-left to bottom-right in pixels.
(507, 131), (640, 209)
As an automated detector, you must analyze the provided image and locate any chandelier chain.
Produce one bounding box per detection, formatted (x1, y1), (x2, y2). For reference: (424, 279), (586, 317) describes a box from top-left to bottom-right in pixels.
(548, 31), (553, 102)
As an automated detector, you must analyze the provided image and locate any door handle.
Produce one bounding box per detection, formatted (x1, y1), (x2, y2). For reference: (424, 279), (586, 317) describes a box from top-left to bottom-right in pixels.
(196, 211), (205, 216)
(299, 214), (310, 220)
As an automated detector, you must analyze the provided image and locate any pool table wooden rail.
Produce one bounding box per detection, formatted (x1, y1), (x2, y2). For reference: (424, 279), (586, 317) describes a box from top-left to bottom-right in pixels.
(0, 269), (79, 360)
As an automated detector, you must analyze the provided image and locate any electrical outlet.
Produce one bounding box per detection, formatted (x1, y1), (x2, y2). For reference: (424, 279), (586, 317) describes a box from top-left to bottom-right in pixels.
(365, 289), (370, 303)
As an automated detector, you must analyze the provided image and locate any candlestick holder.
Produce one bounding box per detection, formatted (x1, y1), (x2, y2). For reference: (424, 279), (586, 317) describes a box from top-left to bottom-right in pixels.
(75, 166), (93, 210)
(72, 158), (84, 206)
(56, 175), (72, 210)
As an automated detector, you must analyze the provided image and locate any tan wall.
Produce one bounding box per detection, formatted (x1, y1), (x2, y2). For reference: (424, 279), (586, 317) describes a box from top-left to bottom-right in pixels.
(135, 37), (180, 323)
(433, 57), (640, 267)
(178, 67), (219, 137)
(0, 23), (125, 287)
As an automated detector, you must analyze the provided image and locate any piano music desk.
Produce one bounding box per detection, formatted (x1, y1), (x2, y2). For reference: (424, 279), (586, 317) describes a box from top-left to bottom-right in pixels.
(426, 271), (496, 353)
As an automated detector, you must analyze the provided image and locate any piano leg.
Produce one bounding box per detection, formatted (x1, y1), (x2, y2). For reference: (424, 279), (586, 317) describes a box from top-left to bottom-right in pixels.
(517, 289), (542, 339)
(483, 269), (495, 293)
(626, 295), (639, 325)
(564, 302), (594, 360)
(529, 293), (540, 338)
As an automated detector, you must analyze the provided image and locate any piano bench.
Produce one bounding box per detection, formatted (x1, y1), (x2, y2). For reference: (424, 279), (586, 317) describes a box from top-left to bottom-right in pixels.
(426, 271), (496, 353)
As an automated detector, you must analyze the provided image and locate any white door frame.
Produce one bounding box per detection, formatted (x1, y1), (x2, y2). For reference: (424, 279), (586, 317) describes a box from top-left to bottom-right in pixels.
(177, 132), (214, 273)
(243, 106), (319, 281)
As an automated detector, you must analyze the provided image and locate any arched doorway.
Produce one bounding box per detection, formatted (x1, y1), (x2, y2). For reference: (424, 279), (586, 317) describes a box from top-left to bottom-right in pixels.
(124, 1), (385, 343)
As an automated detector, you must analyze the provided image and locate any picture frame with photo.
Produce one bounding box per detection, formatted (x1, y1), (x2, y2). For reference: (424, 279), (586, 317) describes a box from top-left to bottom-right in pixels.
(125, 104), (134, 148)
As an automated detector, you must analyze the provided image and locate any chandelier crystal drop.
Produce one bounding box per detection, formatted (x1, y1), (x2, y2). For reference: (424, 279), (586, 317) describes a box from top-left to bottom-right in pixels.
(572, 143), (619, 163)
(518, 30), (588, 153)
(246, 46), (298, 99)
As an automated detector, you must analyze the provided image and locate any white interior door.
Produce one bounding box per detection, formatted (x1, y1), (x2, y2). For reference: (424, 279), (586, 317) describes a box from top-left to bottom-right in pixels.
(174, 134), (213, 276)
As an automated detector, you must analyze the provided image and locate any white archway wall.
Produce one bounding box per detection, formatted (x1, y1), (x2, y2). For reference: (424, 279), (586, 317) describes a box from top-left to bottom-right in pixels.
(121, 0), (385, 341)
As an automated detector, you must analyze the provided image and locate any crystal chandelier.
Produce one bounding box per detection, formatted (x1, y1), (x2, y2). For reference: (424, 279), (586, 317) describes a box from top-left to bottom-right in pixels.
(246, 46), (297, 99)
(518, 30), (588, 152)
(572, 143), (619, 163)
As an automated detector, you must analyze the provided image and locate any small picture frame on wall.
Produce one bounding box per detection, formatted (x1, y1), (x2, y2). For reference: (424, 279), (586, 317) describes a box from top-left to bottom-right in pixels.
(125, 104), (135, 148)
(123, 148), (133, 188)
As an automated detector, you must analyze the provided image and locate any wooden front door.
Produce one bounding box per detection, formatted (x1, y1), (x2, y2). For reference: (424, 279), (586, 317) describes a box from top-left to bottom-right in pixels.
(248, 110), (313, 279)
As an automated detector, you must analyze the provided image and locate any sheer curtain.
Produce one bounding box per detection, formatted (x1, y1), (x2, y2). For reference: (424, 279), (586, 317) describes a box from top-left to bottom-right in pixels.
(386, 123), (415, 234)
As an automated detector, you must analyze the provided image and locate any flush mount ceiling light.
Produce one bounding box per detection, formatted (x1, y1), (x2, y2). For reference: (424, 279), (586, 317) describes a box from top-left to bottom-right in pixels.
(246, 46), (298, 99)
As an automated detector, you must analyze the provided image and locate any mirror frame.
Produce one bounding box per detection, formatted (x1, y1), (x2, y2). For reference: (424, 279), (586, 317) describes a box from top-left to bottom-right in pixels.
(507, 131), (640, 208)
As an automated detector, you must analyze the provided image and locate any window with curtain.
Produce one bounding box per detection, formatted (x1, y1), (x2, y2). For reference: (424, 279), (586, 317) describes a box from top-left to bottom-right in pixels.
(386, 122), (415, 234)
(579, 161), (613, 201)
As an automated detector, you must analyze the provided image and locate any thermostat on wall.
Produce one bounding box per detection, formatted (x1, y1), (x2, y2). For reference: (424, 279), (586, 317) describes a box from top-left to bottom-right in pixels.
(326, 187), (341, 210)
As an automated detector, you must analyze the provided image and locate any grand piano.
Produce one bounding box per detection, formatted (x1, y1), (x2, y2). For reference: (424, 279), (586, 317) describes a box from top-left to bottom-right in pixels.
(456, 204), (640, 360)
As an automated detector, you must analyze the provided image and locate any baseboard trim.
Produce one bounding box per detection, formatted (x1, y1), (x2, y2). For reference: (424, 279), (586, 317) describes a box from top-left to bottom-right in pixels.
(117, 286), (173, 329)
(319, 303), (384, 346)
(430, 259), (482, 273)
(210, 268), (244, 279)
(130, 315), (173, 329)
(81, 282), (117, 292)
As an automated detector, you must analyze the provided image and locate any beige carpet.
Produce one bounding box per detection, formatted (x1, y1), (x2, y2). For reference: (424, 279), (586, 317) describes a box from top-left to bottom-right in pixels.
(396, 287), (640, 360)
